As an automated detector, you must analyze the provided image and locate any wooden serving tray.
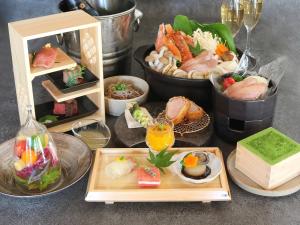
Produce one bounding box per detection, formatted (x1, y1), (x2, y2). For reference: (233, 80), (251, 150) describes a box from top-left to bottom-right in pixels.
(85, 147), (231, 203)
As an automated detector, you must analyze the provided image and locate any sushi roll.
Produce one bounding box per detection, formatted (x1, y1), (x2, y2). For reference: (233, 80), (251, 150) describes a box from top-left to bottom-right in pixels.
(181, 152), (211, 180)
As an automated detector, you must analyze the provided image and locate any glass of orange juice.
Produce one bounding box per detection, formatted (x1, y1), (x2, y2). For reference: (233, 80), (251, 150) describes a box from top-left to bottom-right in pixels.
(145, 118), (175, 152)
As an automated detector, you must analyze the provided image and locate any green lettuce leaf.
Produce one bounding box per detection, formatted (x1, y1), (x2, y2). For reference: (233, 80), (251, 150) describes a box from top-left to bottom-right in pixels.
(172, 15), (236, 53)
(201, 23), (236, 53)
(173, 15), (193, 36)
(39, 167), (61, 191)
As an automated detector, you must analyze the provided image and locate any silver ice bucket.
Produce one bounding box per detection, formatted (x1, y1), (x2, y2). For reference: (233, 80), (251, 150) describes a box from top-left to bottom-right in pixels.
(58, 0), (142, 76)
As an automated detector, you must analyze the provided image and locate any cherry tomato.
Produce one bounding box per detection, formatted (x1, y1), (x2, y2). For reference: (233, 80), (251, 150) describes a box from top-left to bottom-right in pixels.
(16, 140), (27, 158)
(223, 77), (236, 90)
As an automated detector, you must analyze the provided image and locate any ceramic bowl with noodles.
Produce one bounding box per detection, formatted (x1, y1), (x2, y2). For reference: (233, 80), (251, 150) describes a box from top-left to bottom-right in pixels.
(104, 76), (149, 116)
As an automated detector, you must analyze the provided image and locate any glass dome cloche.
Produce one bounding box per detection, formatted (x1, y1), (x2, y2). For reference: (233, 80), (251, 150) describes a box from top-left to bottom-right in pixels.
(13, 106), (61, 193)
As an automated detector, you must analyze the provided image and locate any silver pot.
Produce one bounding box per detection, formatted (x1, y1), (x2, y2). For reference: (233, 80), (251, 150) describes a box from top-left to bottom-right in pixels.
(58, 0), (142, 76)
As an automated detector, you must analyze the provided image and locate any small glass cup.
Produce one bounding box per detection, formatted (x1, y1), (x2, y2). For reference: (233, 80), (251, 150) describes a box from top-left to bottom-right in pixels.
(145, 118), (175, 152)
(72, 119), (111, 150)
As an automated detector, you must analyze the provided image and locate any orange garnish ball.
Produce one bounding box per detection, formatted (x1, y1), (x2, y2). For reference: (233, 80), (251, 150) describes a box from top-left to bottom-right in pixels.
(216, 43), (229, 57)
(183, 154), (198, 168)
(21, 150), (38, 165)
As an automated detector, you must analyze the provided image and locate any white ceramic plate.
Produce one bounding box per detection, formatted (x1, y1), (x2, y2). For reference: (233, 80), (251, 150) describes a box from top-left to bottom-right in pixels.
(171, 151), (222, 184)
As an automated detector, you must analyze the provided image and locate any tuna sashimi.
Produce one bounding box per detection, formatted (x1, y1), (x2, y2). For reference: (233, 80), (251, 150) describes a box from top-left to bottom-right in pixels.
(165, 96), (191, 125)
(137, 167), (160, 187)
(32, 44), (57, 69)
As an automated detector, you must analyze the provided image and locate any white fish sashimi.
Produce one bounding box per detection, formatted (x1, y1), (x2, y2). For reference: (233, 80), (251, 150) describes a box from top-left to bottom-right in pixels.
(105, 159), (136, 179)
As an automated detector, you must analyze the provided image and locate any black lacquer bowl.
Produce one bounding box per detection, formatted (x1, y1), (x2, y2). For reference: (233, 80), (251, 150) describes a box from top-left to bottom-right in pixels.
(134, 45), (212, 109)
(212, 74), (278, 142)
(134, 45), (249, 109)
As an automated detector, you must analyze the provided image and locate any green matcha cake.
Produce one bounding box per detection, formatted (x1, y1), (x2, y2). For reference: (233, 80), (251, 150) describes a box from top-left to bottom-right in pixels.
(236, 127), (300, 189)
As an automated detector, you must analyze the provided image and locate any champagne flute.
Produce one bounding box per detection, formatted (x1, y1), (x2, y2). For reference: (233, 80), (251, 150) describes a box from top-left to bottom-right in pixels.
(221, 0), (244, 38)
(235, 0), (263, 73)
(243, 0), (264, 56)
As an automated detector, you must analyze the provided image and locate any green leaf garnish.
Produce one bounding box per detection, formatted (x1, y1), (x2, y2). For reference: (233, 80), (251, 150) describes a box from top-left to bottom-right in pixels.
(173, 15), (236, 53)
(173, 15), (193, 36)
(147, 149), (177, 173)
(65, 65), (85, 87)
(158, 123), (165, 131)
(232, 74), (244, 82)
(176, 60), (182, 67)
(189, 41), (203, 56)
(201, 23), (236, 53)
(113, 82), (127, 91)
(38, 115), (58, 124)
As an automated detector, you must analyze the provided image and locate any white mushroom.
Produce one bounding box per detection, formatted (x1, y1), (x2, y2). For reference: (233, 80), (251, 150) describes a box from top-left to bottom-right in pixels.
(168, 65), (178, 75)
(173, 69), (188, 78)
(158, 46), (168, 58)
(162, 63), (173, 75)
(156, 62), (164, 72)
(145, 55), (155, 62)
(154, 58), (161, 67)
(191, 71), (206, 79)
(159, 56), (169, 65)
(149, 61), (155, 69)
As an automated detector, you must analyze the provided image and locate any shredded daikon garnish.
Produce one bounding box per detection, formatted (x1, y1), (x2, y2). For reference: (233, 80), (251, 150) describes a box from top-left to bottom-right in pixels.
(193, 28), (221, 52)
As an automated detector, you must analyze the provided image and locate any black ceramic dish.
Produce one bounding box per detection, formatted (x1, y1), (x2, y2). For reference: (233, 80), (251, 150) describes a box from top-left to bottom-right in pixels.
(213, 74), (278, 142)
(47, 66), (99, 93)
(134, 45), (212, 109)
(35, 96), (98, 128)
(134, 45), (249, 109)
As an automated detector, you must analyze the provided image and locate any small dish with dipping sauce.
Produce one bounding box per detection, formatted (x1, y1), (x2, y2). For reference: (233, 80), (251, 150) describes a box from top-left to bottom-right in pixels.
(104, 75), (149, 116)
(72, 119), (111, 150)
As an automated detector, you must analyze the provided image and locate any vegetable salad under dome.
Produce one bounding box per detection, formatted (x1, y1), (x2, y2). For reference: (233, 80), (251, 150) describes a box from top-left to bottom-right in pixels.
(13, 106), (61, 193)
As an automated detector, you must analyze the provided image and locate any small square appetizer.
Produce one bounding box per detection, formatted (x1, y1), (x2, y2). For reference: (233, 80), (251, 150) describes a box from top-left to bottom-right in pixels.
(137, 166), (161, 187)
(53, 99), (78, 117)
(236, 127), (300, 189)
(63, 65), (85, 87)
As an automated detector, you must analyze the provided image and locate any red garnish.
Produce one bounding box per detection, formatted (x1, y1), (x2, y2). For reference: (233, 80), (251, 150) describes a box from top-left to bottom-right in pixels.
(223, 77), (236, 90)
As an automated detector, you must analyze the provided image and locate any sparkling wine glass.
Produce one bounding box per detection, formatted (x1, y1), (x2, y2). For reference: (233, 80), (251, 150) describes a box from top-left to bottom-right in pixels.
(237, 0), (264, 72)
(220, 0), (244, 38)
(243, 0), (264, 55)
